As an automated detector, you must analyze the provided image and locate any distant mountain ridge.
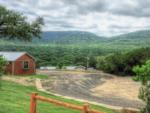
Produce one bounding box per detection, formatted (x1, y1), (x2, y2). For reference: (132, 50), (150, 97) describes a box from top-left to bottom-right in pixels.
(111, 30), (150, 40)
(108, 30), (150, 46)
(0, 30), (150, 47)
(34, 30), (150, 44)
(32, 31), (106, 44)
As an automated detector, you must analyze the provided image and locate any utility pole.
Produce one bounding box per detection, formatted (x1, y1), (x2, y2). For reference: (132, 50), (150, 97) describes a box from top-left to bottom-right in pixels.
(86, 56), (89, 70)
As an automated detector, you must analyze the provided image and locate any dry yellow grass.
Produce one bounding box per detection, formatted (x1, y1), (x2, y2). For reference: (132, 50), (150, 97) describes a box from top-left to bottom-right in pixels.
(91, 75), (141, 101)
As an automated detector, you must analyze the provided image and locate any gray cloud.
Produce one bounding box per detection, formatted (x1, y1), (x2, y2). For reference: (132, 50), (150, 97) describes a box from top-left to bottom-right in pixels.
(46, 19), (74, 28)
(68, 0), (107, 15)
(109, 0), (150, 17)
(59, 0), (150, 17)
(1, 0), (150, 36)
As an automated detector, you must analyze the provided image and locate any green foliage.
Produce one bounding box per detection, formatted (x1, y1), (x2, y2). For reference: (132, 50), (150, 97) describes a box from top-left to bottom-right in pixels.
(29, 74), (48, 79)
(0, 56), (6, 88)
(88, 56), (97, 68)
(111, 30), (150, 46)
(0, 56), (6, 75)
(0, 45), (106, 68)
(133, 61), (150, 84)
(133, 60), (150, 113)
(0, 5), (44, 41)
(0, 46), (150, 74)
(97, 48), (150, 76)
(139, 83), (150, 113)
(57, 62), (64, 69)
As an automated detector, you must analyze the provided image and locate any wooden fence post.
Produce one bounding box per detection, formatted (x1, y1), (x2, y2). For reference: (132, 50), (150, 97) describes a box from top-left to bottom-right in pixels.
(29, 93), (38, 113)
(83, 103), (89, 113)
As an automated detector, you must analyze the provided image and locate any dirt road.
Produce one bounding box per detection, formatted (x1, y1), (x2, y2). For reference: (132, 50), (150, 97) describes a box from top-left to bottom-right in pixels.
(38, 70), (144, 109)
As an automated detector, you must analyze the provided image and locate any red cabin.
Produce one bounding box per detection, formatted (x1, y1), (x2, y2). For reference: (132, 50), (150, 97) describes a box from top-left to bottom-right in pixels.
(0, 52), (36, 75)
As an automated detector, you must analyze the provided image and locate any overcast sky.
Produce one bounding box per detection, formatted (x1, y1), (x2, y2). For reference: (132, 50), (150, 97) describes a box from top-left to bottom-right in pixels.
(1, 0), (150, 36)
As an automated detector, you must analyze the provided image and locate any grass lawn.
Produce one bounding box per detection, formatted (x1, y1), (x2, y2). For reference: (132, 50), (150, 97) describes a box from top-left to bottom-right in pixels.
(4, 74), (49, 79)
(0, 80), (119, 113)
(29, 74), (49, 79)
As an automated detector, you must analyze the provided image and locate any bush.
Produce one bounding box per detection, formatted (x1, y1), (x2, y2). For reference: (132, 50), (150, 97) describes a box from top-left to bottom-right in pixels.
(0, 57), (6, 88)
(96, 48), (150, 76)
(133, 60), (150, 84)
(0, 57), (6, 75)
(133, 60), (150, 113)
(139, 82), (150, 113)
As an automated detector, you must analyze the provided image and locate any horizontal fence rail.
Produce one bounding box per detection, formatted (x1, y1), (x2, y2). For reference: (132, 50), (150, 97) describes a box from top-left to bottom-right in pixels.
(29, 92), (105, 113)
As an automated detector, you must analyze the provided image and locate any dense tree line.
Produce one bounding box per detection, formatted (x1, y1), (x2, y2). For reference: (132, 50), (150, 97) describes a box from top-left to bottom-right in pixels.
(0, 45), (109, 68)
(1, 45), (150, 74)
(96, 48), (150, 75)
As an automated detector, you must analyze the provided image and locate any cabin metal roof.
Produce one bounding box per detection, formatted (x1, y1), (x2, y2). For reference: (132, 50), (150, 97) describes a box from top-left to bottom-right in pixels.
(0, 52), (27, 61)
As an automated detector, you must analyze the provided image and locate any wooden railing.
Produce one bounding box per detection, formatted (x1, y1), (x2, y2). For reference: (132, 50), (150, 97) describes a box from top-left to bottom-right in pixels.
(29, 92), (105, 113)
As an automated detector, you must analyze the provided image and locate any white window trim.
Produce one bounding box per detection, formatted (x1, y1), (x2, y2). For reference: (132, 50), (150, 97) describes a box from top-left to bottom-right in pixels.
(23, 61), (29, 70)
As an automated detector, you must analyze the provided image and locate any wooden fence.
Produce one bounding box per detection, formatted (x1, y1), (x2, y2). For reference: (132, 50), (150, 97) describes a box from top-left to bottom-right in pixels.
(29, 92), (105, 113)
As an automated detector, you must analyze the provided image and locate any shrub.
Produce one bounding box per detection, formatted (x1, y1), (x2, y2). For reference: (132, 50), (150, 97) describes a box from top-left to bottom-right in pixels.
(96, 48), (150, 76)
(133, 60), (150, 113)
(0, 57), (6, 75)
(133, 60), (150, 84)
(0, 56), (6, 88)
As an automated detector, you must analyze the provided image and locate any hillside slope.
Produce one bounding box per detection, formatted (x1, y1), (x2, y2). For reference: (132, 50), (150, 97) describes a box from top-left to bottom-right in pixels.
(0, 30), (150, 49)
(109, 30), (150, 46)
(33, 31), (106, 44)
(0, 80), (117, 113)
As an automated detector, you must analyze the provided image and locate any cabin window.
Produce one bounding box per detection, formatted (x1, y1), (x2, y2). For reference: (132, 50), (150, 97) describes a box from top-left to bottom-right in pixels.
(23, 61), (29, 69)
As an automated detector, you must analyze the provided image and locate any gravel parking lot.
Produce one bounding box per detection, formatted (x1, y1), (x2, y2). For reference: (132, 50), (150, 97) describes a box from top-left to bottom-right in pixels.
(38, 70), (144, 109)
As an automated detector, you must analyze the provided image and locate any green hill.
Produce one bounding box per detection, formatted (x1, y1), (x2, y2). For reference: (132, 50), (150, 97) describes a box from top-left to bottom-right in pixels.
(32, 31), (106, 44)
(0, 31), (106, 45)
(34, 30), (150, 46)
(0, 30), (150, 49)
(109, 30), (150, 46)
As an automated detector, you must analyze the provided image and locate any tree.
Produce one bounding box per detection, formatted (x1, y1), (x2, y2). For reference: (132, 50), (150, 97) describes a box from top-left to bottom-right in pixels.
(133, 60), (150, 113)
(0, 5), (44, 41)
(0, 57), (6, 88)
(0, 57), (6, 75)
(96, 48), (150, 76)
(57, 62), (64, 69)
